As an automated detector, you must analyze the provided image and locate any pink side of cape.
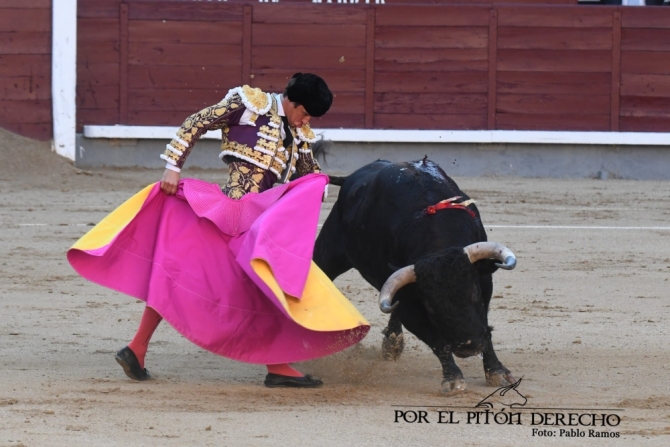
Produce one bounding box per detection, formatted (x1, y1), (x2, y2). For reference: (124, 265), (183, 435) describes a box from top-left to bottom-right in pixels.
(67, 174), (368, 364)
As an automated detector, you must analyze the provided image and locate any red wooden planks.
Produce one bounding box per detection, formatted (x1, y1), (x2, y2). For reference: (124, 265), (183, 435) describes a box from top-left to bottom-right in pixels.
(621, 96), (670, 118)
(78, 63), (120, 87)
(0, 55), (50, 77)
(128, 109), (194, 126)
(376, 27), (488, 49)
(0, 1), (51, 141)
(621, 51), (670, 75)
(1, 122), (51, 141)
(129, 43), (242, 66)
(78, 0), (122, 19)
(0, 74), (50, 100)
(497, 72), (611, 96)
(324, 92), (365, 115)
(375, 48), (488, 73)
(621, 74), (670, 98)
(497, 93), (610, 115)
(77, 108), (121, 130)
(129, 88), (235, 111)
(242, 5), (252, 86)
(375, 113), (486, 130)
(129, 65), (241, 90)
(0, 32), (50, 55)
(496, 113), (610, 131)
(309, 113), (365, 129)
(622, 28), (670, 52)
(365, 8), (375, 129)
(129, 3), (244, 22)
(376, 6), (489, 27)
(253, 24), (365, 48)
(0, 9), (50, 32)
(498, 6), (612, 28)
(78, 34), (119, 65)
(497, 27), (612, 51)
(129, 21), (243, 45)
(119, 3), (129, 124)
(488, 9), (497, 130)
(622, 7), (670, 30)
(253, 4), (366, 24)
(620, 116), (670, 132)
(252, 46), (365, 70)
(252, 69), (364, 93)
(0, 99), (52, 122)
(611, 11), (621, 132)
(77, 85), (119, 110)
(67, 1), (669, 133)
(79, 18), (119, 41)
(0, 0), (51, 7)
(374, 92), (487, 115)
(497, 49), (612, 72)
(375, 71), (488, 93)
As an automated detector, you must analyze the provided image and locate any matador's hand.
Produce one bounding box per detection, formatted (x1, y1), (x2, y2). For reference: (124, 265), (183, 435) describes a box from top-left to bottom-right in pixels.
(160, 169), (180, 195)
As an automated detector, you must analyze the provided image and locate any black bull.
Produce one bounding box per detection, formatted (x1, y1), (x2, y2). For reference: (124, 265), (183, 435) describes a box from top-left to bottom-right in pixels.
(314, 159), (518, 394)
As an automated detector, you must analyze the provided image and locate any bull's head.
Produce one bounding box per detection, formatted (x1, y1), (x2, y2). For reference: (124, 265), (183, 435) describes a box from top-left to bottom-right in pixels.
(378, 242), (516, 358)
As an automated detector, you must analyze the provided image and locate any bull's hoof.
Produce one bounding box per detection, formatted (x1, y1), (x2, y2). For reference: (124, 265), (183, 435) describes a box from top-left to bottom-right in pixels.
(381, 330), (404, 361)
(485, 369), (516, 387)
(441, 377), (467, 395)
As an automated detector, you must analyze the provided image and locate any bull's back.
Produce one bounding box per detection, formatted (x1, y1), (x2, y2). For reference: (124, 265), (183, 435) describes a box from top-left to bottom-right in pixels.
(317, 160), (486, 287)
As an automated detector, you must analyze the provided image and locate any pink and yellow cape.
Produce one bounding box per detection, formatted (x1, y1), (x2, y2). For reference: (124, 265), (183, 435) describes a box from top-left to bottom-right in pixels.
(67, 174), (369, 364)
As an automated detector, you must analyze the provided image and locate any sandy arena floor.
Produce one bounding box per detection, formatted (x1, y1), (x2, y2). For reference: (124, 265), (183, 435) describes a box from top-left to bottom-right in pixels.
(0, 129), (669, 446)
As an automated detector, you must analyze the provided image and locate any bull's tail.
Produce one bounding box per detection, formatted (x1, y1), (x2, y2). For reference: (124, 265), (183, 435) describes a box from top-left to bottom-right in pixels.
(312, 138), (347, 186)
(327, 175), (348, 186)
(311, 138), (332, 164)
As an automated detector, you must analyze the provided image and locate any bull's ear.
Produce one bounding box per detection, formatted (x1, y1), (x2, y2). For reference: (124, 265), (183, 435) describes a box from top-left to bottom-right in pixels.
(474, 259), (499, 275)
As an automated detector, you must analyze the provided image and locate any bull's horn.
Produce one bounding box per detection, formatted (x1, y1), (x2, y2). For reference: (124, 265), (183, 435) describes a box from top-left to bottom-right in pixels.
(463, 242), (517, 270)
(379, 266), (416, 313)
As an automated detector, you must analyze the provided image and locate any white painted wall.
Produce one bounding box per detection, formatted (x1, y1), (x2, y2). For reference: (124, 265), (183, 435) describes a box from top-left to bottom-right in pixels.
(52, 0), (77, 161)
(83, 126), (670, 146)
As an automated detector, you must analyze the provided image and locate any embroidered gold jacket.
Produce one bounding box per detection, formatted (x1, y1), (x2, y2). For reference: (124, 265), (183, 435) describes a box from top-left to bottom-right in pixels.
(160, 85), (321, 181)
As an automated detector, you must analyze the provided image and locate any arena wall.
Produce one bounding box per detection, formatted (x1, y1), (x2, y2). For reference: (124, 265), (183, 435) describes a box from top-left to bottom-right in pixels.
(75, 1), (670, 133)
(0, 0), (52, 141)
(2, 0), (670, 177)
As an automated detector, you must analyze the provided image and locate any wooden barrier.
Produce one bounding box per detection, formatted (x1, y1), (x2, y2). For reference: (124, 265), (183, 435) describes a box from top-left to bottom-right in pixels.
(0, 0), (52, 140)
(5, 0), (670, 140)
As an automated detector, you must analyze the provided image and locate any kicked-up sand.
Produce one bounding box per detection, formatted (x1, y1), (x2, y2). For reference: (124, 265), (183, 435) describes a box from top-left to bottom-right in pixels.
(1, 128), (669, 446)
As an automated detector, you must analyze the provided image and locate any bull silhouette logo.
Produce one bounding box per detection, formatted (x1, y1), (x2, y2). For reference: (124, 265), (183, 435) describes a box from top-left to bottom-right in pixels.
(475, 378), (527, 409)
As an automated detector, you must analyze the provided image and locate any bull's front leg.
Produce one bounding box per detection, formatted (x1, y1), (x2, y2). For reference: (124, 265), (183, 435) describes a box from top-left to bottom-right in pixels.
(381, 311), (404, 361)
(479, 274), (516, 386)
(397, 297), (467, 394)
(432, 346), (467, 394)
(481, 337), (516, 387)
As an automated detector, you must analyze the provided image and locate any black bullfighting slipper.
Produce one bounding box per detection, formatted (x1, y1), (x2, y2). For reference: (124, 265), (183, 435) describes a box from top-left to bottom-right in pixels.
(264, 373), (323, 388)
(115, 346), (151, 381)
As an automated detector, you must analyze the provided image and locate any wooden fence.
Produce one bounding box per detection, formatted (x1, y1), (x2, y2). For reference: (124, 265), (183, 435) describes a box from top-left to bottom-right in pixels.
(3, 1), (670, 141)
(0, 0), (52, 140)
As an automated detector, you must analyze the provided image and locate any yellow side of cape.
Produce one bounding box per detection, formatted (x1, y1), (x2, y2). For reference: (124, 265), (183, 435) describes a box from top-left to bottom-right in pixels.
(251, 259), (370, 332)
(71, 183), (156, 250)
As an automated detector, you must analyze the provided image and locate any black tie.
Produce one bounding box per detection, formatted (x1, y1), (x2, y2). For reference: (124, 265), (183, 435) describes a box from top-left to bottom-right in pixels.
(281, 115), (294, 150)
(280, 116), (295, 182)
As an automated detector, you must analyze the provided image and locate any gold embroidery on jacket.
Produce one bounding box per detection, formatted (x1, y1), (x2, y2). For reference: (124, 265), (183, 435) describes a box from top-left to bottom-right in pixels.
(162, 97), (241, 169)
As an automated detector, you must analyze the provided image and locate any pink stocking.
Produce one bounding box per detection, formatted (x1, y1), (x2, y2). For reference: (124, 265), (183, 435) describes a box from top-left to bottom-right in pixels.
(127, 306), (162, 369)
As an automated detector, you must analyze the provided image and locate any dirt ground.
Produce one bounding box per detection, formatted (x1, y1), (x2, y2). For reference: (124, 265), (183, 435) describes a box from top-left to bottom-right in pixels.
(1, 128), (669, 446)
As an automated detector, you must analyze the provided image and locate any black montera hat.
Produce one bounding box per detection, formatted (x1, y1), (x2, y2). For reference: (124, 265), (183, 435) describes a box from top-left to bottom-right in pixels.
(284, 73), (333, 117)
